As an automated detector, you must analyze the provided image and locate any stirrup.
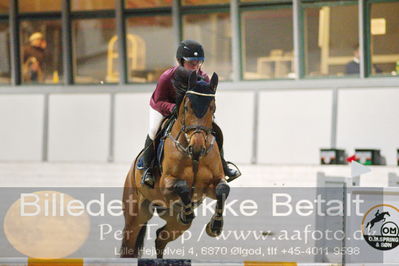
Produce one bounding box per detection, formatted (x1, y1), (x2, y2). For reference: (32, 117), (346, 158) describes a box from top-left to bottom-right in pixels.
(225, 161), (241, 183)
(141, 168), (155, 189)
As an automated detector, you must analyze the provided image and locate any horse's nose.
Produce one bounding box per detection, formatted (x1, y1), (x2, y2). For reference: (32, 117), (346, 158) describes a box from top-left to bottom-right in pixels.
(188, 145), (205, 160)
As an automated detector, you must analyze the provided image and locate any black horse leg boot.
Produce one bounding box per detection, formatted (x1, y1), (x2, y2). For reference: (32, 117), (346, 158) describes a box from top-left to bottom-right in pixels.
(220, 148), (241, 182)
(141, 135), (155, 188)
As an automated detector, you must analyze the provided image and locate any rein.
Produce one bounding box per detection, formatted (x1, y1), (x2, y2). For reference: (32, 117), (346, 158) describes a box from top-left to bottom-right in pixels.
(167, 128), (216, 158)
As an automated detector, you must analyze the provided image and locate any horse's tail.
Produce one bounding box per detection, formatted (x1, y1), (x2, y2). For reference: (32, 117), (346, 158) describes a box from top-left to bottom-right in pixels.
(136, 223), (147, 257)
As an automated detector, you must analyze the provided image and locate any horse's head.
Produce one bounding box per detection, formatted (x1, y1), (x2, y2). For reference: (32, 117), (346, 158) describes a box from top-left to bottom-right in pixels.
(173, 68), (218, 160)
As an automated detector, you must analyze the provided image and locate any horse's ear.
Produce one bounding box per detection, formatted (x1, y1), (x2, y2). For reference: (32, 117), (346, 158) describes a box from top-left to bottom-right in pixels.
(210, 72), (218, 92)
(188, 70), (197, 89)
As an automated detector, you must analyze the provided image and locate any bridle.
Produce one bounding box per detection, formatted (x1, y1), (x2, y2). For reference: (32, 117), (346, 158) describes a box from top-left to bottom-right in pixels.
(167, 90), (216, 159)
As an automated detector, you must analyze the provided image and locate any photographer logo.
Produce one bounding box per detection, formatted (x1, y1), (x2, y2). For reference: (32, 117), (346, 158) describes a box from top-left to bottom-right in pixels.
(362, 204), (399, 251)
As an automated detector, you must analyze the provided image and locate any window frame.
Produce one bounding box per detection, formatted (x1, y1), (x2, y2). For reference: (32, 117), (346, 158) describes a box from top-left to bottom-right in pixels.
(1, 0), (398, 87)
(15, 2), (62, 85)
(301, 0), (360, 79)
(0, 16), (10, 84)
(240, 3), (294, 81)
(124, 12), (174, 84)
(366, 0), (399, 77)
(181, 4), (232, 80)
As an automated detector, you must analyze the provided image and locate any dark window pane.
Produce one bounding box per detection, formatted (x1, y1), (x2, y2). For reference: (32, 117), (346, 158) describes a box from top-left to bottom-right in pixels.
(0, 0), (9, 14)
(242, 8), (294, 80)
(73, 18), (117, 84)
(182, 0), (229, 5)
(20, 20), (62, 84)
(370, 2), (399, 76)
(304, 5), (359, 77)
(125, 16), (174, 83)
(0, 22), (10, 83)
(19, 0), (61, 13)
(71, 0), (115, 11)
(241, 0), (292, 1)
(183, 12), (232, 81)
(125, 0), (171, 9)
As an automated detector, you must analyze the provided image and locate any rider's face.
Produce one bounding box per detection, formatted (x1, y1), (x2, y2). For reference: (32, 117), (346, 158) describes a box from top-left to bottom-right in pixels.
(183, 60), (203, 72)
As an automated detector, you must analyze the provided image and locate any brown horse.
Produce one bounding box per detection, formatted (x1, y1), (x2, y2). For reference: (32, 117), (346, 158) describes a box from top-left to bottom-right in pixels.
(121, 69), (230, 258)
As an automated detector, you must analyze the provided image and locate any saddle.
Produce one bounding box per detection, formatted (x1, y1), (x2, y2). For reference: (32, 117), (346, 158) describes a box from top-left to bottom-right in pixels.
(137, 119), (240, 182)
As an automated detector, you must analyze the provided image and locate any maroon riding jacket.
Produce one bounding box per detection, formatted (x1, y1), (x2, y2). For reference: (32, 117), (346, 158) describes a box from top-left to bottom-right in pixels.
(150, 66), (210, 117)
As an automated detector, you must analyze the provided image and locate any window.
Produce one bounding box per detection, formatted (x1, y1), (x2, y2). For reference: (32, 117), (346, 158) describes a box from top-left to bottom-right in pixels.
(20, 20), (62, 84)
(183, 12), (232, 80)
(182, 0), (229, 6)
(0, 21), (10, 83)
(241, 0), (273, 2)
(125, 16), (174, 83)
(19, 0), (61, 13)
(304, 4), (359, 77)
(73, 18), (116, 84)
(241, 7), (294, 80)
(71, 0), (115, 11)
(125, 0), (171, 9)
(2, 0), (397, 87)
(0, 0), (9, 14)
(370, 1), (399, 76)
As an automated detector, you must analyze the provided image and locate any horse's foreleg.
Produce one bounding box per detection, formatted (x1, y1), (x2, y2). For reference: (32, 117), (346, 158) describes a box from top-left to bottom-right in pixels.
(206, 179), (230, 237)
(155, 214), (192, 259)
(173, 179), (195, 224)
(121, 223), (145, 258)
(120, 196), (153, 258)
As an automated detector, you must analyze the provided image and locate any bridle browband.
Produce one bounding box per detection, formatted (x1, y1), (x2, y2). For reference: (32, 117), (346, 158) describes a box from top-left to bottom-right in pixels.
(167, 91), (216, 159)
(186, 90), (215, 97)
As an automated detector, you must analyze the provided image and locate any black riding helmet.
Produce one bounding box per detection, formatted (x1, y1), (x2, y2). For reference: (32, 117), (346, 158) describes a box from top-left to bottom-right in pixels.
(176, 40), (205, 66)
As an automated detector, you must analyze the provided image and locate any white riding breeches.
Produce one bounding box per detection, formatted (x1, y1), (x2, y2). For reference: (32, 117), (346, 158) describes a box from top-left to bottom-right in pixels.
(148, 107), (165, 140)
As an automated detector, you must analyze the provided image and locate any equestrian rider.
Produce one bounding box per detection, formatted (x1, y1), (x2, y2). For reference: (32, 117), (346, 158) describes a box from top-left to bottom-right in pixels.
(141, 40), (241, 188)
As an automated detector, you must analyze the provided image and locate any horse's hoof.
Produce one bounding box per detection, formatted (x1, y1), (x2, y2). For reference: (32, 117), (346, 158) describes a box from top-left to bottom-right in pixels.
(206, 222), (222, 237)
(177, 212), (193, 225)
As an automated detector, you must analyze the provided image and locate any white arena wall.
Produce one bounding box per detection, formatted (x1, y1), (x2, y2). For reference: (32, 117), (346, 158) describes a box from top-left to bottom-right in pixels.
(0, 162), (397, 188)
(0, 85), (398, 165)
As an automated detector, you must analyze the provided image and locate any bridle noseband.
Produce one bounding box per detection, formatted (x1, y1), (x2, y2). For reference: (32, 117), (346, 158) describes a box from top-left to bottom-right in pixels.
(167, 90), (216, 159)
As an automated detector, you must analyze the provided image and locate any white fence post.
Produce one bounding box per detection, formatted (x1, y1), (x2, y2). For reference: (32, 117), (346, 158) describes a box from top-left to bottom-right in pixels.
(388, 172), (399, 187)
(315, 172), (359, 263)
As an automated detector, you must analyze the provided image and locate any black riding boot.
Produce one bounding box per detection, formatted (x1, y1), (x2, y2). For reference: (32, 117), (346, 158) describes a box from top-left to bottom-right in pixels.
(141, 135), (155, 188)
(220, 148), (241, 182)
